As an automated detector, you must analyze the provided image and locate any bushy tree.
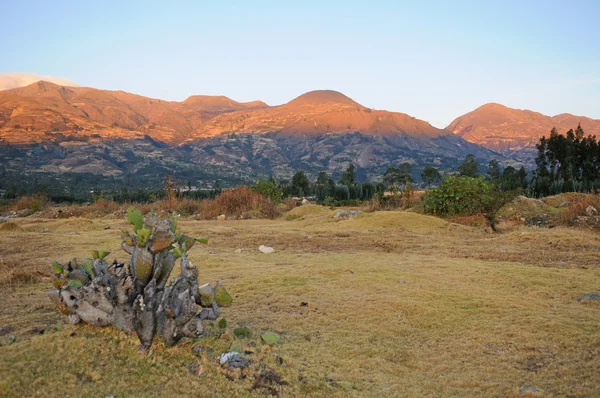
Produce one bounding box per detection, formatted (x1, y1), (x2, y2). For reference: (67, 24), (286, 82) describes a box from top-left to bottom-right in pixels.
(252, 179), (283, 203)
(458, 154), (479, 177)
(487, 160), (501, 181)
(383, 163), (413, 191)
(339, 163), (356, 186)
(421, 166), (442, 186)
(423, 176), (519, 231)
(291, 171), (310, 197)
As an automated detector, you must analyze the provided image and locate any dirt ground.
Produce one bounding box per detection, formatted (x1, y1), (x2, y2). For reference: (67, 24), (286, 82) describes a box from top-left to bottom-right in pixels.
(0, 208), (599, 397)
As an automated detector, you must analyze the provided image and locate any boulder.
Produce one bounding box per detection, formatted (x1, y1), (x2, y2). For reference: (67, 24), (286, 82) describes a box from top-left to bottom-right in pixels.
(0, 216), (8, 223)
(198, 283), (214, 307)
(334, 210), (361, 219)
(258, 245), (275, 254)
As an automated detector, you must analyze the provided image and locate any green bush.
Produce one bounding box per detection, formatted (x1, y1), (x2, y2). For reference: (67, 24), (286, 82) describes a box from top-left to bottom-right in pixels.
(423, 176), (493, 216)
(423, 176), (519, 231)
(252, 179), (283, 203)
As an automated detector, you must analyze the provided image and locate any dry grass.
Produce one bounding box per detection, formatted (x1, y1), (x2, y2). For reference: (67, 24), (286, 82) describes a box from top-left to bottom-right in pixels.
(0, 211), (599, 397)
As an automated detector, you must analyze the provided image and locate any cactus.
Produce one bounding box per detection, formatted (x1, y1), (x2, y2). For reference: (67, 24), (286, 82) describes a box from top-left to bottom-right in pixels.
(47, 210), (229, 349)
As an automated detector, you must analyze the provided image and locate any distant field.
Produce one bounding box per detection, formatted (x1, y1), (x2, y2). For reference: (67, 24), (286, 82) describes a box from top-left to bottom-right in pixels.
(0, 209), (599, 397)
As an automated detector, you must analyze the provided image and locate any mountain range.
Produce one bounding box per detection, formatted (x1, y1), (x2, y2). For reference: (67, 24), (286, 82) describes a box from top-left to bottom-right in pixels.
(0, 80), (597, 195)
(446, 102), (600, 159)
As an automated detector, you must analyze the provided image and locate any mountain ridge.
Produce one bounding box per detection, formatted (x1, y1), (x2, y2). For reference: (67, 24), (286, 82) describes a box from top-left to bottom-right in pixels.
(447, 102), (600, 154)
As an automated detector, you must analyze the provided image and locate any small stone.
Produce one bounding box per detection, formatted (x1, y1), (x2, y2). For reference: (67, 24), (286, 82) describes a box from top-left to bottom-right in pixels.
(302, 198), (310, 205)
(192, 345), (214, 356)
(300, 302), (308, 307)
(217, 214), (226, 221)
(520, 386), (540, 395)
(578, 292), (600, 302)
(259, 245), (275, 254)
(234, 248), (243, 254)
(586, 205), (598, 216)
(559, 201), (570, 208)
(261, 332), (280, 345)
(104, 225), (110, 230)
(214, 282), (233, 307)
(40, 228), (49, 233)
(0, 325), (13, 336)
(219, 352), (249, 368)
(334, 210), (361, 219)
(68, 314), (81, 324)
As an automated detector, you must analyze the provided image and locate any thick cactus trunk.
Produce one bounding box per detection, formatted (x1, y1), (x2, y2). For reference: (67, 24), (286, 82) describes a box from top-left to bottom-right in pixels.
(47, 210), (231, 348)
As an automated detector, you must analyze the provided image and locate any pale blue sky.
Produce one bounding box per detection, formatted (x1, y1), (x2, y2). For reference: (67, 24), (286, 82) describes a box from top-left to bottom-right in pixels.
(1, 0), (599, 127)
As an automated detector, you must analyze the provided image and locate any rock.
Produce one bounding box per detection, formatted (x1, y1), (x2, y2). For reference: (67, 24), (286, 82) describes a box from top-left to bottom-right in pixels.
(233, 326), (252, 338)
(578, 292), (600, 302)
(188, 359), (204, 376)
(559, 201), (570, 208)
(219, 352), (249, 368)
(334, 210), (361, 219)
(0, 325), (13, 336)
(198, 283), (214, 307)
(192, 345), (214, 356)
(258, 245), (275, 254)
(520, 386), (540, 395)
(261, 332), (280, 345)
(0, 216), (8, 223)
(586, 206), (598, 216)
(234, 248), (243, 254)
(214, 282), (233, 307)
(217, 214), (226, 221)
(302, 198), (310, 205)
(40, 228), (49, 233)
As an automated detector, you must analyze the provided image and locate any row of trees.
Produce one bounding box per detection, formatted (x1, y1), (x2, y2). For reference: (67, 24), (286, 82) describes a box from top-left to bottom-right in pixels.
(532, 124), (600, 196)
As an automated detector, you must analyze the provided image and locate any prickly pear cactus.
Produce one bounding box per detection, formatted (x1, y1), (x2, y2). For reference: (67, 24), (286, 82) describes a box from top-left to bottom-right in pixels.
(48, 208), (232, 348)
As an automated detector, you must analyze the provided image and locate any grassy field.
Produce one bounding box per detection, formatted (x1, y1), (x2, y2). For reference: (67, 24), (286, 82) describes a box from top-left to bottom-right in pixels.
(0, 207), (599, 397)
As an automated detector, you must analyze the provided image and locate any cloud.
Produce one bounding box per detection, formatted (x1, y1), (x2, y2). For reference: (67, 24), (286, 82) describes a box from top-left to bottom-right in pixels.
(0, 72), (77, 91)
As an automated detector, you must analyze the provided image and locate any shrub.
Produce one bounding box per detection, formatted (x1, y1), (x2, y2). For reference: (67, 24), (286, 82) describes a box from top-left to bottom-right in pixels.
(423, 176), (519, 231)
(252, 179), (283, 203)
(197, 186), (280, 220)
(10, 195), (48, 214)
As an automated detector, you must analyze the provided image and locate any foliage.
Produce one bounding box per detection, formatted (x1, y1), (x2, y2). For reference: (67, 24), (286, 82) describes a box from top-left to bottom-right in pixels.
(383, 163), (413, 191)
(252, 179), (283, 203)
(421, 166), (442, 186)
(291, 171), (310, 197)
(458, 154), (479, 177)
(339, 163), (356, 186)
(532, 124), (600, 196)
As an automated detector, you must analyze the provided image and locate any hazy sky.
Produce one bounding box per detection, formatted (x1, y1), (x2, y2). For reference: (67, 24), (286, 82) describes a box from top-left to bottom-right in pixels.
(2, 0), (599, 127)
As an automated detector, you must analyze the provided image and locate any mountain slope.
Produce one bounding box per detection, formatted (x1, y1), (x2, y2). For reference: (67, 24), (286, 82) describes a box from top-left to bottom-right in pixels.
(0, 81), (267, 144)
(187, 90), (445, 140)
(447, 103), (600, 154)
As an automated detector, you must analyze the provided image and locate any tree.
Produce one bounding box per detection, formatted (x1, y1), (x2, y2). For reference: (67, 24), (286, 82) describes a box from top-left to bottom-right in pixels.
(315, 171), (331, 202)
(421, 166), (442, 186)
(458, 154), (479, 177)
(291, 171), (310, 197)
(383, 163), (413, 191)
(252, 179), (283, 203)
(339, 163), (356, 186)
(487, 160), (501, 181)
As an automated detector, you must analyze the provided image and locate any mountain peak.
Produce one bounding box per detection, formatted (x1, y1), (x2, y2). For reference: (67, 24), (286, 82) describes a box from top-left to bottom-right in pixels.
(286, 90), (363, 108)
